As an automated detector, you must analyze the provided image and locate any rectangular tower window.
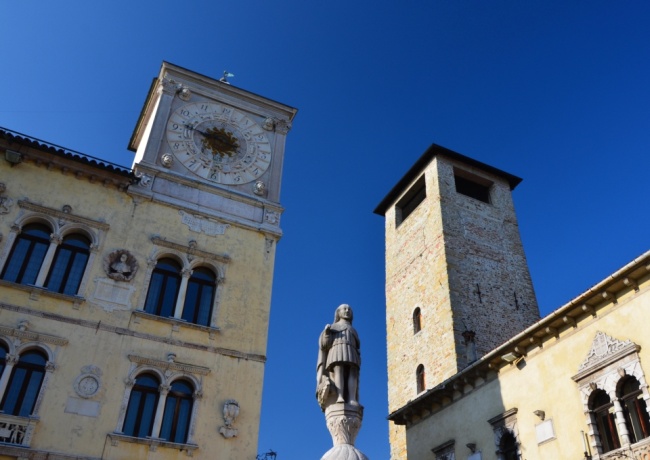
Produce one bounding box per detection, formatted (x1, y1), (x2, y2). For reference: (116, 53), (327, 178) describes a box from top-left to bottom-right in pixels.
(395, 176), (426, 227)
(454, 168), (492, 204)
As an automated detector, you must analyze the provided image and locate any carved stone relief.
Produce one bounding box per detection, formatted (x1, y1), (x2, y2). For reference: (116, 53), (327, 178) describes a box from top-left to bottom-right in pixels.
(577, 331), (636, 372)
(253, 180), (267, 196)
(104, 250), (138, 282)
(264, 210), (280, 225)
(219, 399), (240, 439)
(161, 153), (174, 168)
(179, 210), (229, 236)
(0, 183), (14, 214)
(73, 365), (102, 398)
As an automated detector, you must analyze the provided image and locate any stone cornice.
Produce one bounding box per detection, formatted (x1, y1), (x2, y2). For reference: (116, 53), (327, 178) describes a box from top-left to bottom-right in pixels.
(0, 324), (68, 346)
(0, 302), (266, 363)
(388, 249), (650, 426)
(18, 200), (110, 231)
(127, 354), (211, 376)
(1, 130), (134, 191)
(151, 236), (230, 264)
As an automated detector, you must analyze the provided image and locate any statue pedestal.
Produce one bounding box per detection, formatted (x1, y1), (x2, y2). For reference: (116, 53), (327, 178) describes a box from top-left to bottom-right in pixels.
(321, 403), (369, 460)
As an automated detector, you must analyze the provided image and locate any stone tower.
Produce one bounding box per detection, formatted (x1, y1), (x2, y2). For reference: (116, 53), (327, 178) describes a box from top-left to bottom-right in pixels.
(374, 144), (539, 459)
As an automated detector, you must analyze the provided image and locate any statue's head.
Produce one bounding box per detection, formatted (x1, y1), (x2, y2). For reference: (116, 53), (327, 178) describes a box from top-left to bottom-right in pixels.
(334, 304), (353, 323)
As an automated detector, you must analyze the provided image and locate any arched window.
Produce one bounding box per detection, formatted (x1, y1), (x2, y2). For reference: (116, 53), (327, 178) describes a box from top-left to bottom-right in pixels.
(182, 267), (216, 326)
(591, 389), (620, 453)
(413, 307), (422, 334)
(45, 233), (91, 295)
(620, 376), (650, 443)
(1, 224), (50, 285)
(416, 364), (425, 394)
(144, 259), (181, 318)
(123, 373), (160, 438)
(499, 430), (518, 460)
(0, 349), (47, 416)
(160, 379), (194, 443)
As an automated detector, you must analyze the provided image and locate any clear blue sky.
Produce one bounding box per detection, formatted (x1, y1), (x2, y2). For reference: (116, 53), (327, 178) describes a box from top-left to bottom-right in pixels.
(2, 2), (649, 458)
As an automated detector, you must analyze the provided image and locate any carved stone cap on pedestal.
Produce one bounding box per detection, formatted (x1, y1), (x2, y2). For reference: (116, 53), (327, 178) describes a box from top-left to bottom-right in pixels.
(322, 402), (369, 459)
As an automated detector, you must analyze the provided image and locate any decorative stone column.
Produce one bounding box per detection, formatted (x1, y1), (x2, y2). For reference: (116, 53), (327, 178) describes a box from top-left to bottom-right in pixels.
(173, 268), (193, 319)
(34, 233), (62, 286)
(613, 398), (631, 445)
(0, 354), (18, 396)
(150, 384), (170, 439)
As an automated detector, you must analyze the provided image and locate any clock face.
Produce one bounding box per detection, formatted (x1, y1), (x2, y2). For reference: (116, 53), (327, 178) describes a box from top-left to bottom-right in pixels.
(166, 102), (272, 185)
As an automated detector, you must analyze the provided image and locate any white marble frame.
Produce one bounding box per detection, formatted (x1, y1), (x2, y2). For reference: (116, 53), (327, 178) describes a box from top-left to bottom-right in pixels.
(573, 332), (650, 458)
(114, 363), (203, 446)
(136, 246), (227, 330)
(0, 207), (104, 298)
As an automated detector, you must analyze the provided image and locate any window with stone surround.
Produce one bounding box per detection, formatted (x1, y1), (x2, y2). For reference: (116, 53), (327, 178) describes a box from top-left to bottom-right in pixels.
(572, 331), (650, 458)
(0, 324), (67, 447)
(590, 389), (619, 453)
(416, 364), (426, 394)
(488, 408), (521, 460)
(395, 175), (426, 227)
(432, 439), (455, 460)
(137, 237), (228, 330)
(620, 376), (650, 443)
(113, 354), (208, 452)
(0, 201), (105, 299)
(0, 223), (50, 285)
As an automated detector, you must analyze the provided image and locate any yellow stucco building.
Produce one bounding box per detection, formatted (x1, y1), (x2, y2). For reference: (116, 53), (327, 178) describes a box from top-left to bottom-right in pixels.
(0, 62), (296, 459)
(377, 145), (650, 460)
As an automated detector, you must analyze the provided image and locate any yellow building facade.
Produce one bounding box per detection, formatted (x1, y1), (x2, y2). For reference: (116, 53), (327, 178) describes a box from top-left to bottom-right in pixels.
(378, 146), (650, 460)
(0, 62), (296, 459)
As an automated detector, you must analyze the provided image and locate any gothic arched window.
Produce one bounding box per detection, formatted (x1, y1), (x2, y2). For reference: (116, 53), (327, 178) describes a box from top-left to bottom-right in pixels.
(416, 364), (425, 394)
(0, 349), (47, 416)
(45, 233), (91, 295)
(160, 379), (194, 443)
(591, 389), (620, 453)
(1, 224), (50, 285)
(182, 267), (216, 326)
(123, 373), (160, 438)
(413, 307), (422, 334)
(620, 376), (650, 443)
(144, 259), (182, 318)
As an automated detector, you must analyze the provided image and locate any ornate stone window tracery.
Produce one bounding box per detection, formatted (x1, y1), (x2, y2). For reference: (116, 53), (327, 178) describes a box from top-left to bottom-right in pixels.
(114, 353), (209, 452)
(572, 331), (650, 458)
(137, 237), (228, 330)
(0, 324), (67, 447)
(0, 201), (105, 299)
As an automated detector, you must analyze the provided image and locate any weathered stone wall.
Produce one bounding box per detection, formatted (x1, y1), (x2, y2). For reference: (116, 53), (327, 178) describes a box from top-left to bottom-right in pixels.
(384, 154), (538, 458)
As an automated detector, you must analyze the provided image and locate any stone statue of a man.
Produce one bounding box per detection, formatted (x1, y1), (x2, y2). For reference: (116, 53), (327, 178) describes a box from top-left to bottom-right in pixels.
(317, 304), (361, 407)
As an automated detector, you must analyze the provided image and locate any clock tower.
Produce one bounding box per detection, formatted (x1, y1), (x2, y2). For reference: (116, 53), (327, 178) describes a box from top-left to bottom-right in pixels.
(127, 62), (297, 458)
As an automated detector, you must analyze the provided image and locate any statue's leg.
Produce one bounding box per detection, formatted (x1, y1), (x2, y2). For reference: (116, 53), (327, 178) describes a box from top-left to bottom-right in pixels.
(348, 367), (358, 405)
(333, 366), (345, 403)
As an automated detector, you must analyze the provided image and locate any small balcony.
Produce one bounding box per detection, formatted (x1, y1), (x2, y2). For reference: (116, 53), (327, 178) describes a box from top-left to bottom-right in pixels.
(0, 413), (38, 447)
